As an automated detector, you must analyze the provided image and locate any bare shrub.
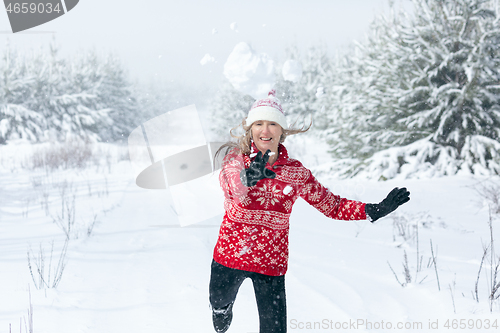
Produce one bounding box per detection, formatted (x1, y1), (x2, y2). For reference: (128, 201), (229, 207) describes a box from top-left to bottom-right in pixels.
(27, 239), (68, 290)
(449, 279), (457, 314)
(9, 286), (33, 333)
(474, 244), (489, 303)
(391, 212), (439, 246)
(387, 251), (411, 287)
(52, 194), (76, 239)
(388, 250), (429, 287)
(388, 232), (436, 288)
(51, 180), (77, 239)
(87, 213), (99, 237)
(472, 209), (500, 312)
(473, 178), (500, 215)
(25, 286), (33, 333)
(430, 239), (440, 291)
(30, 139), (94, 170)
(392, 214), (418, 244)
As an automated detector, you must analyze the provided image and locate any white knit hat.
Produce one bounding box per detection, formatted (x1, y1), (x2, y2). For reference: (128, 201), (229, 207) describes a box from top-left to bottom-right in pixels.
(245, 90), (287, 129)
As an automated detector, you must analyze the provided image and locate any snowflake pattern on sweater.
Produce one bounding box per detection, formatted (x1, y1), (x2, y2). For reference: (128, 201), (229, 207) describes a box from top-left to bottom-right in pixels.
(213, 144), (367, 276)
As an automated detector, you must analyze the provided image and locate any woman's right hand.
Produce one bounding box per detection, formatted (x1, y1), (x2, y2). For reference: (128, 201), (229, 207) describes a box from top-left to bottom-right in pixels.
(240, 150), (277, 187)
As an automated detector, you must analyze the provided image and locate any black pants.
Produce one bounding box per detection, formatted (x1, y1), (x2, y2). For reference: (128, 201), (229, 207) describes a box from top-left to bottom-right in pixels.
(209, 260), (287, 333)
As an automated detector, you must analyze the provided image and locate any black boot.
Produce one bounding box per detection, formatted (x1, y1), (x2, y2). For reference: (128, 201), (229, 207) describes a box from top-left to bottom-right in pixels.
(212, 302), (233, 333)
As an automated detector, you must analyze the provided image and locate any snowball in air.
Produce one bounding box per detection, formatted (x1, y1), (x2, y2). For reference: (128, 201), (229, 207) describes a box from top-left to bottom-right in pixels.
(200, 54), (215, 65)
(316, 86), (325, 98)
(223, 42), (275, 99)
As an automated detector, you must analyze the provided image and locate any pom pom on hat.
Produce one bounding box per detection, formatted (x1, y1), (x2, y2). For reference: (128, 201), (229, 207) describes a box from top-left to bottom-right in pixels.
(246, 90), (288, 129)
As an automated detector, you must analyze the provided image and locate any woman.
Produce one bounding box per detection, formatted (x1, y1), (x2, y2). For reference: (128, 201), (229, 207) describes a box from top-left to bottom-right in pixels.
(209, 90), (410, 333)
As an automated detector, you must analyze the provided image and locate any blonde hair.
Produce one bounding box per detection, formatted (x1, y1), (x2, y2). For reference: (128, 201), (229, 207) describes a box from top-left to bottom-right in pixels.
(215, 117), (312, 162)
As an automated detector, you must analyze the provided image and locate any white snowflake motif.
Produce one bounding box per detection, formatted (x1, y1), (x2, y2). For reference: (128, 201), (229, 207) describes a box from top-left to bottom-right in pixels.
(251, 181), (285, 209)
(299, 183), (313, 198)
(237, 195), (252, 207)
(243, 226), (253, 233)
(262, 213), (272, 224)
(309, 183), (325, 202)
(308, 191), (322, 203)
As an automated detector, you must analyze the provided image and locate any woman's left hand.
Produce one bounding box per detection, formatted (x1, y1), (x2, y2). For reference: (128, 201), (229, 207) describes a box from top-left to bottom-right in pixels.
(365, 187), (410, 222)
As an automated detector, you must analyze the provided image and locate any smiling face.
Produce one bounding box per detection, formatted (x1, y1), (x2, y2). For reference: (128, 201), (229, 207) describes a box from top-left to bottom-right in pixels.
(250, 120), (283, 162)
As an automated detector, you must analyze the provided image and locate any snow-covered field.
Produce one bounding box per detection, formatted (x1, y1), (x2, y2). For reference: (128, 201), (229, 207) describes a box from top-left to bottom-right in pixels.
(1, 141), (500, 333)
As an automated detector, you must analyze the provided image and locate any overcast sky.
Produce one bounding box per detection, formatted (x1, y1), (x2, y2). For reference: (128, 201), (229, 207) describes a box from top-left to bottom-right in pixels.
(0, 0), (412, 88)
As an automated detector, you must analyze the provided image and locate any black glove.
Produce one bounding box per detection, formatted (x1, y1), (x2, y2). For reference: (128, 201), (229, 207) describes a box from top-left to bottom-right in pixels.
(240, 150), (276, 187)
(365, 187), (410, 222)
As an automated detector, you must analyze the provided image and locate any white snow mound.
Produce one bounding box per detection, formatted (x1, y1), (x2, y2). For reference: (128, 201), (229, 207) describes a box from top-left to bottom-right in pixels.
(223, 42), (275, 99)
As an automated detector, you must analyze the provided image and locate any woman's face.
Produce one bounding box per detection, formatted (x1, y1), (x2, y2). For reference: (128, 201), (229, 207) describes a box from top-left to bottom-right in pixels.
(251, 120), (283, 155)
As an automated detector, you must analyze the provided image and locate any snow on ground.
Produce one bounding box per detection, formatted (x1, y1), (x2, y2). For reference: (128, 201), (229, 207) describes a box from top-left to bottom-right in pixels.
(1, 141), (500, 333)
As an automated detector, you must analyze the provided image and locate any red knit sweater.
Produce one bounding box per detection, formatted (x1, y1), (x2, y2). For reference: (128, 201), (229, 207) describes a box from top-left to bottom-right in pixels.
(213, 144), (367, 276)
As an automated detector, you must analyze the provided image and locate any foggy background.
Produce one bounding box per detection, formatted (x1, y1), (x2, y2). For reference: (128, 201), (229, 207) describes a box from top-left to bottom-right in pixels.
(0, 0), (412, 90)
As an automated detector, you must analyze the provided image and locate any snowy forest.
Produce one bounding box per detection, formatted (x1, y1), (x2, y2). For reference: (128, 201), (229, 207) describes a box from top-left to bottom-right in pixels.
(2, 0), (500, 332)
(2, 0), (500, 180)
(0, 43), (196, 145)
(210, 0), (500, 180)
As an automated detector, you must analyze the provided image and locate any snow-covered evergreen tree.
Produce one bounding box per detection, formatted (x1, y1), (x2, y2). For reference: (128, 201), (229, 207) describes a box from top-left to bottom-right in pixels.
(90, 53), (137, 142)
(326, 0), (500, 178)
(0, 45), (45, 144)
(34, 46), (113, 143)
(207, 81), (255, 141)
(0, 43), (138, 144)
(275, 45), (334, 132)
(134, 78), (209, 125)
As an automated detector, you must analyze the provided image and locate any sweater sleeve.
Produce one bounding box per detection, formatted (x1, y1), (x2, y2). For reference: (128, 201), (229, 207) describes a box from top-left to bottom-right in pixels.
(219, 148), (250, 200)
(297, 170), (367, 221)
